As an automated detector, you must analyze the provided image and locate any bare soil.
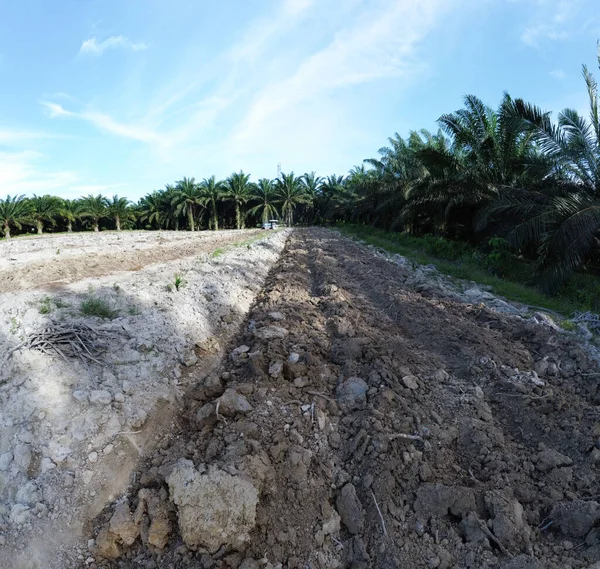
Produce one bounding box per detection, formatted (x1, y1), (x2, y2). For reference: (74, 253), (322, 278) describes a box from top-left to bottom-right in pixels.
(81, 228), (600, 569)
(0, 230), (261, 293)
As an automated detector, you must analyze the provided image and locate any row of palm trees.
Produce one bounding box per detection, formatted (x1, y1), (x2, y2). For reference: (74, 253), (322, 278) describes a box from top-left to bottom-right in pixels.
(0, 171), (321, 238)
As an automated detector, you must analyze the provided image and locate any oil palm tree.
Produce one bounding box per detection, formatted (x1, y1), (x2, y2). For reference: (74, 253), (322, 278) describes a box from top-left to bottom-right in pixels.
(200, 176), (226, 230)
(59, 199), (81, 232)
(0, 194), (30, 238)
(29, 194), (61, 234)
(248, 178), (279, 224)
(300, 172), (323, 224)
(108, 195), (133, 231)
(138, 191), (164, 229)
(79, 194), (109, 232)
(225, 171), (252, 229)
(275, 172), (310, 226)
(173, 177), (202, 231)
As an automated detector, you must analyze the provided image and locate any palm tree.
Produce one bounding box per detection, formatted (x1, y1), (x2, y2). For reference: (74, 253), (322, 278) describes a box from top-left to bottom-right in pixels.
(138, 191), (164, 229)
(248, 178), (279, 224)
(108, 195), (132, 231)
(200, 176), (226, 230)
(275, 172), (310, 226)
(0, 194), (30, 238)
(173, 177), (202, 231)
(59, 199), (81, 232)
(300, 172), (323, 224)
(29, 194), (61, 234)
(225, 171), (252, 229)
(79, 194), (109, 232)
(481, 59), (600, 286)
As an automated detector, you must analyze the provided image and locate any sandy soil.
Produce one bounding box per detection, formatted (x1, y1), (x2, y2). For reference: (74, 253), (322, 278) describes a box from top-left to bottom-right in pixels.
(0, 229), (289, 569)
(0, 230), (262, 293)
(83, 228), (600, 569)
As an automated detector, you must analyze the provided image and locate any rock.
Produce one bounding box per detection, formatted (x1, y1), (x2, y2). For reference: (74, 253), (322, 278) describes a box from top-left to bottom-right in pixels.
(268, 312), (285, 321)
(103, 444), (114, 455)
(9, 503), (31, 525)
(88, 452), (98, 463)
(288, 352), (300, 363)
(269, 360), (284, 378)
(72, 390), (89, 403)
(459, 512), (487, 544)
(122, 380), (134, 394)
(550, 500), (600, 537)
(484, 490), (530, 549)
(347, 536), (370, 569)
(239, 560), (260, 569)
(109, 500), (139, 546)
(321, 508), (341, 536)
(294, 376), (309, 388)
(254, 325), (288, 340)
(230, 345), (250, 361)
(195, 402), (216, 428)
(336, 484), (364, 535)
(13, 444), (32, 471)
(95, 528), (121, 560)
(0, 451), (13, 471)
(114, 392), (125, 403)
(414, 484), (476, 518)
(16, 481), (40, 504)
(218, 389), (252, 416)
(89, 390), (112, 405)
(335, 377), (368, 409)
(181, 352), (198, 367)
(402, 375), (419, 390)
(535, 447), (573, 472)
(167, 460), (259, 552)
(41, 457), (56, 473)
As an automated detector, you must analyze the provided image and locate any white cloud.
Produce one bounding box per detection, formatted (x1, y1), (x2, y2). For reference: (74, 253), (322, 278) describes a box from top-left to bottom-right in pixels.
(233, 0), (446, 145)
(40, 102), (162, 144)
(79, 35), (148, 56)
(0, 151), (78, 198)
(520, 0), (581, 46)
(549, 68), (567, 80)
(0, 128), (58, 145)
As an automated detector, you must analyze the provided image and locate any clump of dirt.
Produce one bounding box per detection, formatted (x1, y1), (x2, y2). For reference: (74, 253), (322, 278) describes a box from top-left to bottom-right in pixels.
(79, 229), (600, 568)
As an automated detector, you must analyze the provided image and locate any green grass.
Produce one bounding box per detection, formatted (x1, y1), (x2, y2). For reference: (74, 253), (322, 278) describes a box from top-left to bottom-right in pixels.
(336, 223), (600, 317)
(80, 297), (117, 319)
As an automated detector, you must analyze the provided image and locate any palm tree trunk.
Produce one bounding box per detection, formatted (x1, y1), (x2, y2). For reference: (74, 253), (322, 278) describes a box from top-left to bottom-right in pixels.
(188, 207), (195, 232)
(174, 218), (179, 231)
(4, 222), (11, 239)
(37, 221), (43, 235)
(67, 222), (73, 233)
(115, 215), (121, 231)
(212, 199), (218, 230)
(235, 203), (242, 230)
(93, 220), (99, 232)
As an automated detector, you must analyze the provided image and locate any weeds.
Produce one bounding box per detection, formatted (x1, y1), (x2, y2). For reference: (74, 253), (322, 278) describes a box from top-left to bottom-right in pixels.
(80, 297), (117, 319)
(38, 296), (68, 314)
(211, 248), (225, 258)
(9, 317), (18, 335)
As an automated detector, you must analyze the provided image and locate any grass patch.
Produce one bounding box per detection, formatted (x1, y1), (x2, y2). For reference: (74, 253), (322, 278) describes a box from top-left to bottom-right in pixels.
(80, 297), (117, 319)
(211, 248), (225, 258)
(336, 223), (599, 317)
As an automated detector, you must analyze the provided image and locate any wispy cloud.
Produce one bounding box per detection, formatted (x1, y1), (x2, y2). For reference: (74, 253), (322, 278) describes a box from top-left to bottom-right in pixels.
(0, 128), (59, 146)
(79, 35), (148, 56)
(0, 150), (78, 198)
(521, 0), (580, 47)
(549, 68), (567, 80)
(40, 102), (162, 144)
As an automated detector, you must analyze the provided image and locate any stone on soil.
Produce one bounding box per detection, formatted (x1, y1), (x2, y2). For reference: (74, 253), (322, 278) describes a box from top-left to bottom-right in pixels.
(254, 325), (288, 340)
(109, 500), (139, 546)
(167, 460), (259, 552)
(335, 377), (368, 409)
(550, 500), (600, 538)
(336, 483), (364, 535)
(218, 388), (252, 416)
(535, 447), (573, 472)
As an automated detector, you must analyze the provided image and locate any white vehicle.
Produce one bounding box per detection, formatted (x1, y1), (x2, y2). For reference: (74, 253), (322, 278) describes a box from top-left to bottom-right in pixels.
(262, 219), (280, 229)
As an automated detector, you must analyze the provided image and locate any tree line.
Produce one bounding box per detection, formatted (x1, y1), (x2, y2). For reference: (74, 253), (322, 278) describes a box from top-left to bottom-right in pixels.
(2, 49), (600, 289)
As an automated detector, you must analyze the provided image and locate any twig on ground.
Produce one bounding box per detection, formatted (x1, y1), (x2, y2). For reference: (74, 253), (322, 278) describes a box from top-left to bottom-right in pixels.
(475, 515), (513, 558)
(306, 390), (336, 403)
(370, 490), (388, 537)
(388, 433), (424, 442)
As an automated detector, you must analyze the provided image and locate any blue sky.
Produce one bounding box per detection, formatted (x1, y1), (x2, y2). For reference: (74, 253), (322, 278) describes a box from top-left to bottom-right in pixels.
(0, 0), (598, 200)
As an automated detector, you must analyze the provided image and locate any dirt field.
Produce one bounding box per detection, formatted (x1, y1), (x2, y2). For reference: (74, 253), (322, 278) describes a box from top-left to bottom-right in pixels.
(2, 228), (600, 569)
(0, 229), (262, 293)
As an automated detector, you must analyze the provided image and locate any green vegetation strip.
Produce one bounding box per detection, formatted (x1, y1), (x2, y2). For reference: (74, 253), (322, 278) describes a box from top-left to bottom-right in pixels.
(336, 224), (600, 319)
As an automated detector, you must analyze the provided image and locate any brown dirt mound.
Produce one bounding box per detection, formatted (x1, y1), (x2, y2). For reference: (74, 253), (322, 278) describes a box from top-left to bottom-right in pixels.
(83, 228), (600, 569)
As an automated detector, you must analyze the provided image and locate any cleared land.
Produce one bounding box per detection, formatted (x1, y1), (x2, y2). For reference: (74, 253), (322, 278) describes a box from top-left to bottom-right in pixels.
(2, 228), (600, 569)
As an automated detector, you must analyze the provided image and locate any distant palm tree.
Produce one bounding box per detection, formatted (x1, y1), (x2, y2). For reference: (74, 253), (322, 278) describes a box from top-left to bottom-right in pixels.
(225, 171), (252, 229)
(276, 172), (310, 226)
(0, 194), (30, 238)
(248, 178), (279, 223)
(59, 199), (81, 232)
(200, 176), (226, 230)
(138, 191), (165, 229)
(79, 194), (109, 232)
(108, 195), (133, 231)
(29, 194), (61, 234)
(300, 172), (323, 224)
(173, 177), (202, 231)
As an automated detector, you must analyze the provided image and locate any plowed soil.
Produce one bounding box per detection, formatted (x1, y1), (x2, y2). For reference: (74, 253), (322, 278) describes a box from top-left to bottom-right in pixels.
(85, 228), (600, 569)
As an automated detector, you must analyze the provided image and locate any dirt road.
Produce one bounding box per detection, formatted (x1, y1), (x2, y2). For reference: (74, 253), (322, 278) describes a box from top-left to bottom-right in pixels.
(85, 228), (600, 569)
